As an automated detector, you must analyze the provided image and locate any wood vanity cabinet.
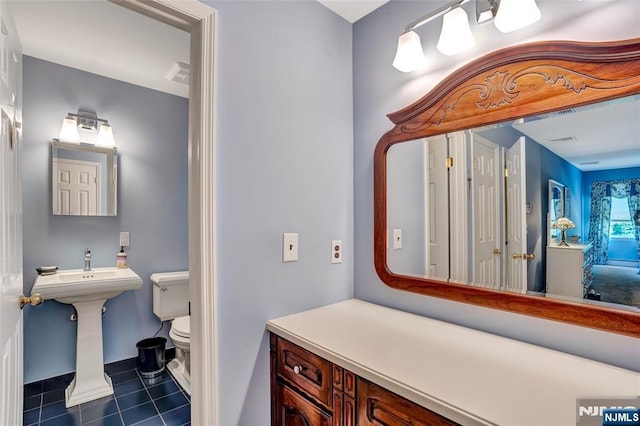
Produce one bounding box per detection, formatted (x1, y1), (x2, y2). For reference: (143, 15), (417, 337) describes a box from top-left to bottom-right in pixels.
(271, 334), (459, 426)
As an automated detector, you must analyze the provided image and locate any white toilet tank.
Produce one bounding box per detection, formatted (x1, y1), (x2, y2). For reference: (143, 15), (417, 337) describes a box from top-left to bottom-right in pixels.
(151, 271), (189, 321)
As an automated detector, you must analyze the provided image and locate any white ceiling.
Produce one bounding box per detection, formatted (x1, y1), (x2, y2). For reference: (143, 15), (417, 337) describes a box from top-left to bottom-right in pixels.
(8, 0), (383, 100)
(514, 96), (640, 172)
(318, 0), (388, 23)
(9, 1), (638, 172)
(9, 0), (190, 98)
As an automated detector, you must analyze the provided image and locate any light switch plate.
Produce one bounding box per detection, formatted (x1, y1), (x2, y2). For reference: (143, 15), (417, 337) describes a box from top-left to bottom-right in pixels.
(283, 233), (298, 262)
(393, 229), (402, 250)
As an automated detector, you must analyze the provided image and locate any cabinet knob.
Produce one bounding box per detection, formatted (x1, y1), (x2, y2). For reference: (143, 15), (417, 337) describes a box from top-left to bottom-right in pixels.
(293, 365), (303, 374)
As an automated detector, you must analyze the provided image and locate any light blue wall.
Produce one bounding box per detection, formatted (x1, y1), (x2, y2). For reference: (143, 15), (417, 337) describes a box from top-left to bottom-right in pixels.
(387, 140), (426, 275)
(525, 140), (583, 292)
(354, 0), (640, 373)
(204, 1), (354, 424)
(22, 56), (189, 383)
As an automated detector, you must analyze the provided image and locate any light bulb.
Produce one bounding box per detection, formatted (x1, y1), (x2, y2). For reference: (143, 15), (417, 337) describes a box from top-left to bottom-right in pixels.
(58, 115), (80, 142)
(494, 0), (541, 33)
(97, 122), (115, 147)
(392, 31), (426, 73)
(436, 7), (475, 56)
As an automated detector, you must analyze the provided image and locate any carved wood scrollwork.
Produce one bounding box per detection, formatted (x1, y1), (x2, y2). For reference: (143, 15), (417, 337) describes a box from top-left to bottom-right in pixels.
(374, 39), (640, 337)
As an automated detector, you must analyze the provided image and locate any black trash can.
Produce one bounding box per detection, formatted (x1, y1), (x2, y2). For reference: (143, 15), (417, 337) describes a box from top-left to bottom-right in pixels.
(136, 337), (167, 378)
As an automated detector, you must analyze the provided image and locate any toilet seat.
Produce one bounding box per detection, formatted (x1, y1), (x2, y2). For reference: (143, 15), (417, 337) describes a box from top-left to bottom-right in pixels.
(171, 316), (190, 339)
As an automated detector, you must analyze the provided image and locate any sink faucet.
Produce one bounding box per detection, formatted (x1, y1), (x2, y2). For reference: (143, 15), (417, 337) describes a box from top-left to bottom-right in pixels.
(84, 248), (91, 271)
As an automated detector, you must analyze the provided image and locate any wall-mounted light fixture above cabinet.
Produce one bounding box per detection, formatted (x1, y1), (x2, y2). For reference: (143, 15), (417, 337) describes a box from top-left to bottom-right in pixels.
(392, 0), (541, 72)
(58, 110), (116, 147)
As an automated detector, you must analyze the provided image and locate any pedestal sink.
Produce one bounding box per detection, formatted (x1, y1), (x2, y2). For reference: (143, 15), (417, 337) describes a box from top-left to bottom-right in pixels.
(32, 267), (142, 407)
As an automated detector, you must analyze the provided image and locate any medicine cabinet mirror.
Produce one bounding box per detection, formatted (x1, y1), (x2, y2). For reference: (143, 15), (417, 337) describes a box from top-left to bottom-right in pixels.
(52, 140), (117, 216)
(374, 39), (640, 337)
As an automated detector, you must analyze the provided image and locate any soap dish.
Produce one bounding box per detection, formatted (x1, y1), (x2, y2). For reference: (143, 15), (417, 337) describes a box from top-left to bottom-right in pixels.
(36, 266), (58, 275)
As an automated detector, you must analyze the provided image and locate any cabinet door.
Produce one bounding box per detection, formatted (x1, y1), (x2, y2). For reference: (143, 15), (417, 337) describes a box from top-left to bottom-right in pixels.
(277, 337), (333, 408)
(357, 378), (459, 426)
(276, 382), (332, 426)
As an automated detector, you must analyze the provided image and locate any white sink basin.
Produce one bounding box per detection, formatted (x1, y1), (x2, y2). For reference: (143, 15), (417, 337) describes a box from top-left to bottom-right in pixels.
(33, 267), (142, 304)
(32, 266), (142, 407)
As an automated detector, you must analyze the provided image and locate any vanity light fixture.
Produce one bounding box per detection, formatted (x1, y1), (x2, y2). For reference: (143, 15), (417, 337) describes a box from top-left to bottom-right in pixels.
(494, 0), (541, 33)
(57, 110), (116, 147)
(393, 0), (541, 72)
(475, 0), (499, 24)
(58, 114), (80, 142)
(97, 122), (115, 147)
(392, 30), (427, 73)
(436, 6), (476, 56)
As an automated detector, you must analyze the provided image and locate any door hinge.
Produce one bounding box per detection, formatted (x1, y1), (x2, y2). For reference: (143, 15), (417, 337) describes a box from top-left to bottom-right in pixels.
(504, 167), (509, 178)
(445, 157), (453, 169)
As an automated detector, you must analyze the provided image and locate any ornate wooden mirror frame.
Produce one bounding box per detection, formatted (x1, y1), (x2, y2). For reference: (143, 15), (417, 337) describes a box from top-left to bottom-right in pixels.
(374, 39), (640, 337)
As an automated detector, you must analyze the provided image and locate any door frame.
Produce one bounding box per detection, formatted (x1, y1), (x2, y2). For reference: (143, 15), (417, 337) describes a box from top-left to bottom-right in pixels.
(110, 1), (218, 424)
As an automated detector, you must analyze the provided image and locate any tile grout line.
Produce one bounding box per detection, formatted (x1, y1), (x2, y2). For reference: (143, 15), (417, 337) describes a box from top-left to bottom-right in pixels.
(110, 390), (126, 426)
(37, 393), (42, 425)
(135, 368), (167, 426)
(25, 359), (189, 425)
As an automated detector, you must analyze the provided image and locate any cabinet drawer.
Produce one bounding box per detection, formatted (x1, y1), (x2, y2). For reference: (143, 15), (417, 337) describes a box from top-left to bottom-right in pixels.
(276, 382), (332, 426)
(357, 378), (459, 426)
(277, 337), (333, 408)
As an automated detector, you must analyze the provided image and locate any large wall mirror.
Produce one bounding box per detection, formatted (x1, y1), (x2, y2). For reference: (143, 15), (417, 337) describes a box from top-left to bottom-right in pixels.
(52, 140), (117, 216)
(374, 39), (640, 337)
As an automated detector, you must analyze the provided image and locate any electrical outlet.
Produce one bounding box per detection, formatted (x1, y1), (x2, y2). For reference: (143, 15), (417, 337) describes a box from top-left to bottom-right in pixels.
(119, 232), (130, 247)
(393, 229), (402, 250)
(331, 240), (342, 264)
(283, 233), (298, 262)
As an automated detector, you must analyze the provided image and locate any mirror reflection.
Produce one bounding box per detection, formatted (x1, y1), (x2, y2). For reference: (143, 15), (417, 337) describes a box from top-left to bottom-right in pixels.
(386, 94), (640, 309)
(52, 140), (117, 216)
(548, 179), (565, 241)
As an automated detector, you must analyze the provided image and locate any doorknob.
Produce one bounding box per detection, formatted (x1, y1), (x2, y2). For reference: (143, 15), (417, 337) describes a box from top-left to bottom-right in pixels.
(493, 249), (502, 255)
(512, 253), (535, 260)
(19, 293), (44, 309)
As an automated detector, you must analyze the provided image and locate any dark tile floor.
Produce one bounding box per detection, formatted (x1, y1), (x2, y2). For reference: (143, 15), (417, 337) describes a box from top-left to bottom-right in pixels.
(23, 358), (190, 426)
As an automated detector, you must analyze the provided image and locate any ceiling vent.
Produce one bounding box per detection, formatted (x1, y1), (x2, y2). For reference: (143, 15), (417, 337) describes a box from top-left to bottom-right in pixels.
(165, 61), (190, 85)
(579, 161), (600, 165)
(551, 108), (576, 116)
(546, 136), (577, 143)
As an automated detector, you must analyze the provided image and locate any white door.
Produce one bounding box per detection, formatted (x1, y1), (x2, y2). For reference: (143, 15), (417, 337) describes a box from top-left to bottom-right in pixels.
(52, 158), (100, 215)
(0, 3), (23, 423)
(448, 131), (468, 283)
(471, 134), (501, 289)
(425, 135), (449, 280)
(505, 137), (528, 293)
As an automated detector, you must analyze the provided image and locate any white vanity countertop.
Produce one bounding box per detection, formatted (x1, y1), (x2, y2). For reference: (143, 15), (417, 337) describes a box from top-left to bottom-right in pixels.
(267, 299), (640, 426)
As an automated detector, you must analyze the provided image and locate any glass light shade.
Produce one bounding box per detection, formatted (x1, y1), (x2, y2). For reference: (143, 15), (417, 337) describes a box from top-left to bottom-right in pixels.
(97, 122), (115, 147)
(58, 115), (80, 142)
(494, 0), (541, 33)
(436, 7), (476, 56)
(552, 217), (576, 230)
(392, 31), (426, 73)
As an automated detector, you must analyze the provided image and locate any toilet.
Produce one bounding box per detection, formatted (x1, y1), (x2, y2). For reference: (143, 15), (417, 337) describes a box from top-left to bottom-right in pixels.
(151, 271), (191, 395)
